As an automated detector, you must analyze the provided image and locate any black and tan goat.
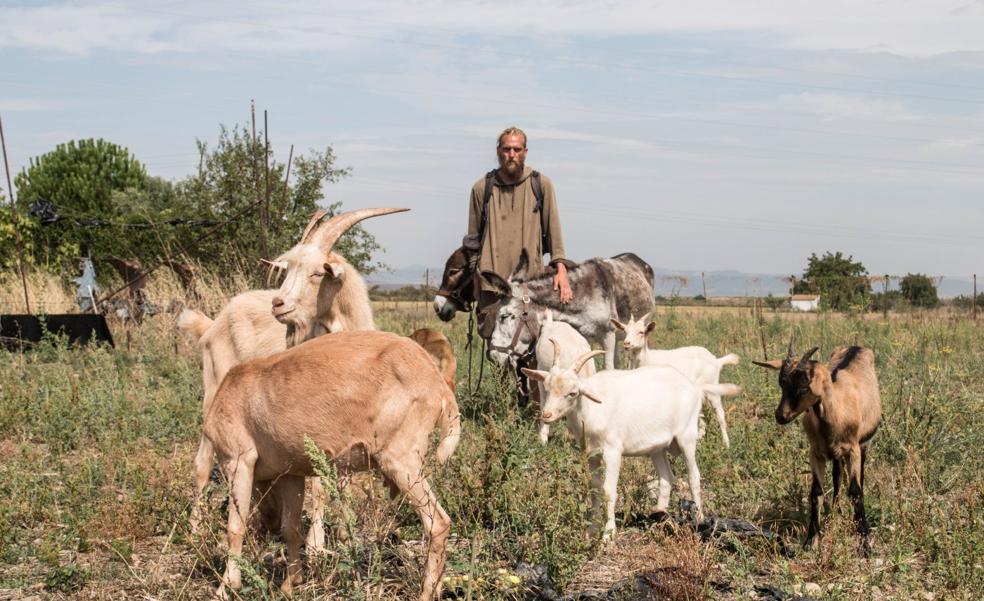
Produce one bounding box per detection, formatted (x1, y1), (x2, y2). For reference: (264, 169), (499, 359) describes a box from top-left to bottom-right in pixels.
(754, 339), (881, 554)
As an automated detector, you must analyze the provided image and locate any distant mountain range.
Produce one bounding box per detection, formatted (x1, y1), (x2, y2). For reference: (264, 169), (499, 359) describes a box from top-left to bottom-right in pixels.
(368, 265), (978, 298)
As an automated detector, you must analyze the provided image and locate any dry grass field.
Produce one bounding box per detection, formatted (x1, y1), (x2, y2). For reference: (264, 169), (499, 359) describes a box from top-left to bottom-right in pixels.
(0, 271), (981, 599)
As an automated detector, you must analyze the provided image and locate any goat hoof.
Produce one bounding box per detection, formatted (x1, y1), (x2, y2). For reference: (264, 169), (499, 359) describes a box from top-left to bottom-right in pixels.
(279, 575), (302, 596)
(859, 537), (872, 558)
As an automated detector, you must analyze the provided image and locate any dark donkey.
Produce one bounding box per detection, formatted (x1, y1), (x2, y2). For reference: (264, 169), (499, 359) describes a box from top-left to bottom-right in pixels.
(481, 251), (654, 371)
(433, 246), (476, 322)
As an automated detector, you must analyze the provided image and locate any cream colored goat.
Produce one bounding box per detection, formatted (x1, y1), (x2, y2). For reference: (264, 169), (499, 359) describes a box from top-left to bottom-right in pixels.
(181, 207), (410, 549)
(206, 330), (460, 600)
(267, 207), (408, 346)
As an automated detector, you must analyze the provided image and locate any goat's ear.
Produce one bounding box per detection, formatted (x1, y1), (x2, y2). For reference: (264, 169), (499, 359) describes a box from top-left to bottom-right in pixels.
(752, 359), (783, 370)
(579, 382), (605, 404)
(645, 321), (656, 334)
(806, 363), (824, 396)
(480, 270), (513, 297)
(610, 318), (626, 331)
(520, 367), (548, 382)
(324, 262), (345, 279)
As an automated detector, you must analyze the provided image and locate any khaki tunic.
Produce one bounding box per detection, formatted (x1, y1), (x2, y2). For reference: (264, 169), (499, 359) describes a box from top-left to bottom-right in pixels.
(467, 166), (571, 291)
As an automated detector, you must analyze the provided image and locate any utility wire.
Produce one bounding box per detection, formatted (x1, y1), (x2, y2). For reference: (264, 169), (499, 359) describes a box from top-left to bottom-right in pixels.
(124, 6), (984, 106)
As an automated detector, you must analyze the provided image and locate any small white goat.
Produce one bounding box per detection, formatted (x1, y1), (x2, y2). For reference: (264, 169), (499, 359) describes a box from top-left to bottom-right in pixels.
(612, 314), (740, 448)
(533, 310), (596, 444)
(522, 349), (741, 538)
(205, 330), (460, 600)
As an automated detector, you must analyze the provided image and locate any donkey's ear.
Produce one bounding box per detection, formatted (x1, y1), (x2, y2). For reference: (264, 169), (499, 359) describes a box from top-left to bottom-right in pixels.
(512, 249), (530, 280)
(480, 270), (512, 297)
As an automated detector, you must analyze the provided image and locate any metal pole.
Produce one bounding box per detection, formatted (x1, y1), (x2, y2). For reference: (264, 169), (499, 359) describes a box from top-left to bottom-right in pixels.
(883, 275), (889, 321)
(0, 114), (32, 314)
(283, 144), (294, 213)
(251, 101), (268, 259)
(263, 109), (271, 243)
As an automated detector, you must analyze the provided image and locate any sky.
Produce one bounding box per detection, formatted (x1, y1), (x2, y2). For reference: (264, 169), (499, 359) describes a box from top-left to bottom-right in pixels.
(2, 0), (983, 280)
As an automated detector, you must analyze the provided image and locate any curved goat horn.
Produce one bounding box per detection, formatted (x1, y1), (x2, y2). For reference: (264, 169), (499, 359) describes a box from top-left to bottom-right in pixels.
(800, 346), (820, 364)
(301, 209), (332, 244)
(549, 338), (561, 369)
(572, 350), (605, 374)
(785, 334), (796, 362)
(639, 312), (652, 324)
(309, 207), (410, 254)
(260, 258), (287, 287)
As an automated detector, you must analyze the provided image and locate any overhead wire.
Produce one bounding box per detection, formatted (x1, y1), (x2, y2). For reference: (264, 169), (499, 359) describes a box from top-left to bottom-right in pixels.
(125, 6), (984, 106)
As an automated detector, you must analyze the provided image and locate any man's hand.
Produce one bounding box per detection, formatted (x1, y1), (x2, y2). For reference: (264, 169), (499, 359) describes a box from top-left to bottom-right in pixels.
(553, 263), (573, 304)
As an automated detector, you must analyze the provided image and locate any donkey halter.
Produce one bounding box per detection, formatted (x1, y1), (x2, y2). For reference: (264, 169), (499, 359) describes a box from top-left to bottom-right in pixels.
(488, 286), (540, 360)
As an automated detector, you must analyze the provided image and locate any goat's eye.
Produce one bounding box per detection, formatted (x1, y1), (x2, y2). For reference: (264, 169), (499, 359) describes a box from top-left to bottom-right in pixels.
(311, 272), (325, 278)
(567, 391), (578, 399)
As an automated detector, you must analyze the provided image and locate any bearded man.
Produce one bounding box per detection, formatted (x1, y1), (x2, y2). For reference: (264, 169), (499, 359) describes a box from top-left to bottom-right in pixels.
(465, 126), (574, 337)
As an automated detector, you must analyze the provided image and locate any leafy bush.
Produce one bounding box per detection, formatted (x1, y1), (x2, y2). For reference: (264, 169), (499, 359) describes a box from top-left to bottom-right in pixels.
(793, 251), (870, 311)
(900, 273), (940, 308)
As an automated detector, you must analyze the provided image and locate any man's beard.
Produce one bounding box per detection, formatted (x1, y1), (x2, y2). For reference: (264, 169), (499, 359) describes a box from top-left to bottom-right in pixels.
(500, 159), (523, 178)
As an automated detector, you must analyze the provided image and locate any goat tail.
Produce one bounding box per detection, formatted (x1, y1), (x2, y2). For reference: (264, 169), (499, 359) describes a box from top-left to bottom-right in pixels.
(700, 383), (742, 398)
(716, 353), (740, 367)
(436, 388), (461, 464)
(176, 309), (213, 343)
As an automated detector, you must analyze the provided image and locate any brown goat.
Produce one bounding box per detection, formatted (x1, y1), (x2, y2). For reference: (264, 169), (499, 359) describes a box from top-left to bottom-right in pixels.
(409, 328), (457, 394)
(205, 330), (460, 600)
(754, 338), (882, 554)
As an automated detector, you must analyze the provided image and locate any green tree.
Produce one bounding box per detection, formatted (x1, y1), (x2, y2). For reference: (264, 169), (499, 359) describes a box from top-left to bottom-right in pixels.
(14, 139), (149, 272)
(793, 251), (870, 311)
(900, 273), (939, 308)
(0, 203), (42, 272)
(172, 125), (377, 280)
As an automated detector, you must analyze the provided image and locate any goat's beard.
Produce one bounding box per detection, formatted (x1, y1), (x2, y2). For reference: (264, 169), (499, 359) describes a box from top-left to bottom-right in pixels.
(285, 323), (305, 349)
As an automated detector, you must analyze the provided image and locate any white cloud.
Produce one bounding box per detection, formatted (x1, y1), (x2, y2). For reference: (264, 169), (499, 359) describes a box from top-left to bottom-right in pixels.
(3, 1), (984, 57)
